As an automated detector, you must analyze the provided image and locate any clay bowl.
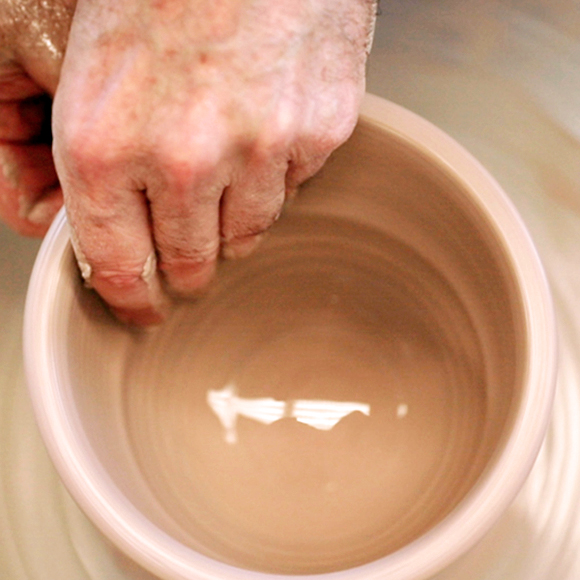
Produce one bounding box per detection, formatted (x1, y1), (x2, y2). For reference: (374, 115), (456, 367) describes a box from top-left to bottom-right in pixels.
(24, 94), (556, 580)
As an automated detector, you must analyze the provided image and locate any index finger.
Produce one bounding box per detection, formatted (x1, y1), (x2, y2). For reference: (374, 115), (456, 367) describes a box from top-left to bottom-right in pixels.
(62, 178), (169, 326)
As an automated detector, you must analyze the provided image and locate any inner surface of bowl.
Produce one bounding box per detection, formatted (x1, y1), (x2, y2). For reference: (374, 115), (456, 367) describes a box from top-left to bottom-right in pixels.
(43, 114), (527, 575)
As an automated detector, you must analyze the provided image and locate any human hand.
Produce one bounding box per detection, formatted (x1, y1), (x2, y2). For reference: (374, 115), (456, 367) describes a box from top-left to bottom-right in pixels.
(52, 0), (376, 326)
(0, 0), (74, 236)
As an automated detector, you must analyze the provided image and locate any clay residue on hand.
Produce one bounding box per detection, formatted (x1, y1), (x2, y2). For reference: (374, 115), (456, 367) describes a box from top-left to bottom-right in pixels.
(68, 222), (93, 284)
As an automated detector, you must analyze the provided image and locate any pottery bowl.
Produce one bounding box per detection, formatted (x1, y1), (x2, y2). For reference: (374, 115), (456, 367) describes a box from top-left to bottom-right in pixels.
(24, 95), (556, 580)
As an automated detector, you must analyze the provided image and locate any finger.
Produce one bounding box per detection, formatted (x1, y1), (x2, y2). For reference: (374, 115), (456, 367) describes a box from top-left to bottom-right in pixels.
(286, 151), (331, 192)
(284, 95), (360, 192)
(0, 142), (62, 236)
(0, 67), (46, 101)
(220, 158), (287, 259)
(62, 181), (169, 327)
(148, 170), (224, 298)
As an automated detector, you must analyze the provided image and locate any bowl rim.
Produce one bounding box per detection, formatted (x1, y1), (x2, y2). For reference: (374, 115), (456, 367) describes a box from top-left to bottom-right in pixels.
(23, 93), (557, 580)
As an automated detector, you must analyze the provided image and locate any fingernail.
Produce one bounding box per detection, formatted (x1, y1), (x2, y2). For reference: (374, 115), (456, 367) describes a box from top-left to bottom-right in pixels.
(222, 233), (265, 260)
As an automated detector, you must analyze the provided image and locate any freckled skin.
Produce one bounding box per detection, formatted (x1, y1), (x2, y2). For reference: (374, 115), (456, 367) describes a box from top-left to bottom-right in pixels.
(0, 0), (376, 324)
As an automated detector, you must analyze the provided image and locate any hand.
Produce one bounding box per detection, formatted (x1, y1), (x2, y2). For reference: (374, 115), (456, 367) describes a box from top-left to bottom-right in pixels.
(0, 0), (74, 236)
(52, 0), (376, 326)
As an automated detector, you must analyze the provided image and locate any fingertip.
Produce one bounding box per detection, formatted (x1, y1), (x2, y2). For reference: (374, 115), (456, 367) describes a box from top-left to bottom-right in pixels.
(162, 259), (217, 298)
(89, 267), (170, 328)
(106, 276), (171, 328)
(0, 142), (62, 237)
(284, 184), (299, 202)
(22, 186), (64, 232)
(221, 232), (265, 260)
(0, 188), (62, 238)
(111, 305), (168, 328)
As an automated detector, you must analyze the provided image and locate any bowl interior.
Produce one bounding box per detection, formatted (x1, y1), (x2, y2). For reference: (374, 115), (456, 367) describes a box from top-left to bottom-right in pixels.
(46, 117), (526, 575)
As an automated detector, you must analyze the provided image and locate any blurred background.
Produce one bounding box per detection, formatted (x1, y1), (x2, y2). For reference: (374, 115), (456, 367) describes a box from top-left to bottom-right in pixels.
(2, 1), (580, 578)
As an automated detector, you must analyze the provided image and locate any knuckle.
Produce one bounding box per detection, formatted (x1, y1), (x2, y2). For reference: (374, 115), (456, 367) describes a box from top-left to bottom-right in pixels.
(289, 107), (358, 177)
(156, 146), (220, 194)
(304, 98), (360, 156)
(90, 254), (149, 285)
(93, 270), (143, 292)
(223, 207), (280, 241)
(159, 238), (219, 270)
(254, 127), (294, 160)
(249, 104), (299, 161)
(57, 120), (119, 180)
(90, 265), (151, 309)
(158, 245), (218, 295)
(153, 113), (226, 193)
(56, 104), (141, 182)
(316, 116), (357, 153)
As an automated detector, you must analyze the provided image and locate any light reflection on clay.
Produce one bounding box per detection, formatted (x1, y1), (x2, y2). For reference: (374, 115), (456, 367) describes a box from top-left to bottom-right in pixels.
(207, 383), (371, 444)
